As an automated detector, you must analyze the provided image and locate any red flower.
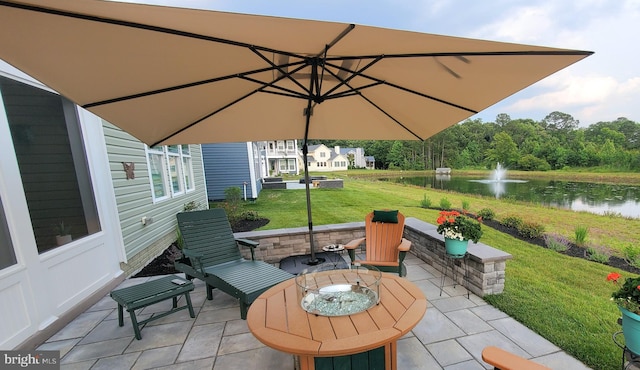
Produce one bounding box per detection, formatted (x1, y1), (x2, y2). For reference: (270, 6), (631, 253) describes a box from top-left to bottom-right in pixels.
(607, 272), (621, 282)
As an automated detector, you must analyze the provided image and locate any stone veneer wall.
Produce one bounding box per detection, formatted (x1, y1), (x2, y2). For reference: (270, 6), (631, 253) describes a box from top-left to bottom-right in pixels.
(236, 217), (512, 297)
(120, 230), (177, 277)
(402, 218), (512, 296)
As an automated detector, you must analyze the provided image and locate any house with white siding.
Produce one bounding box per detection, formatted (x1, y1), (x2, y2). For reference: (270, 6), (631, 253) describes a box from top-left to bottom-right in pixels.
(334, 146), (375, 169)
(303, 144), (346, 171)
(0, 61), (208, 349)
(261, 140), (300, 177)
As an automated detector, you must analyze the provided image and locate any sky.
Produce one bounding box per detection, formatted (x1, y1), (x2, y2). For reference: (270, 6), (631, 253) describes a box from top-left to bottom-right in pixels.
(115, 0), (640, 128)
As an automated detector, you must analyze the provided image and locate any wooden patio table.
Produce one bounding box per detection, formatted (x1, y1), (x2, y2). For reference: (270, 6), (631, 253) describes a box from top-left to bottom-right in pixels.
(247, 270), (427, 370)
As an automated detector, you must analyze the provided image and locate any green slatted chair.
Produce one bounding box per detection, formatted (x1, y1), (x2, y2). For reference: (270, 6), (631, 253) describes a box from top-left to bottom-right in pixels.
(174, 208), (293, 319)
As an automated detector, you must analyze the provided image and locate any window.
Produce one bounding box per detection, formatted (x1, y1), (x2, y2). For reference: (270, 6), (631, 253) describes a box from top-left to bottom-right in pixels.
(1, 76), (101, 254)
(277, 141), (284, 151)
(320, 152), (326, 158)
(286, 140), (294, 151)
(146, 144), (194, 202)
(287, 159), (296, 171)
(279, 159), (287, 171)
(0, 196), (17, 270)
(147, 146), (169, 200)
(167, 145), (183, 195)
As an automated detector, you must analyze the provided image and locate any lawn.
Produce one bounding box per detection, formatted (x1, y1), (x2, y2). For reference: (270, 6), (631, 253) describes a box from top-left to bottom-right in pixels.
(226, 171), (640, 369)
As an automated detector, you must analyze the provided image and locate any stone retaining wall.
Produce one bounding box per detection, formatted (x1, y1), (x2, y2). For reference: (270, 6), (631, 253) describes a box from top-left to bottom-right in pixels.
(236, 217), (512, 297)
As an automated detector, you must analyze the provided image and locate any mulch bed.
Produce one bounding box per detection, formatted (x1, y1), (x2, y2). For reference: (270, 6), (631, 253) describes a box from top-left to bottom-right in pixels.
(482, 218), (639, 275)
(134, 215), (639, 277)
(133, 218), (269, 277)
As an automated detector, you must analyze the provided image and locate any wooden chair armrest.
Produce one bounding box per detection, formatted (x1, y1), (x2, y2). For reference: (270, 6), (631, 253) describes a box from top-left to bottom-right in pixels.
(236, 238), (258, 260)
(398, 238), (411, 252)
(344, 238), (365, 250)
(481, 346), (551, 370)
(182, 249), (206, 275)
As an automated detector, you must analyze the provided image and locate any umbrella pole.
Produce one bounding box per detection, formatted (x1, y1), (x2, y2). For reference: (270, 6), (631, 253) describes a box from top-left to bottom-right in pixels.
(302, 142), (320, 265)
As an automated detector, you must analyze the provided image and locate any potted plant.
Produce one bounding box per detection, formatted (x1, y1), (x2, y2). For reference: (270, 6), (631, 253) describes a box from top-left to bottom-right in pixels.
(608, 272), (640, 354)
(54, 220), (72, 246)
(436, 210), (482, 256)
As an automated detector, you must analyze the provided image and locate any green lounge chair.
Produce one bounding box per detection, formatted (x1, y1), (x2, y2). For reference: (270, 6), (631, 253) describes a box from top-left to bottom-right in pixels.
(174, 208), (293, 319)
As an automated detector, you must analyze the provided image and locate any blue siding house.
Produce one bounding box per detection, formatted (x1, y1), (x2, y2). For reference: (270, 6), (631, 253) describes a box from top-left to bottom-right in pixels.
(202, 142), (261, 201)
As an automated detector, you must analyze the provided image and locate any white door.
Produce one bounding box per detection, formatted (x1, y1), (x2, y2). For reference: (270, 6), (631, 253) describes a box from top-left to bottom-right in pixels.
(0, 70), (123, 349)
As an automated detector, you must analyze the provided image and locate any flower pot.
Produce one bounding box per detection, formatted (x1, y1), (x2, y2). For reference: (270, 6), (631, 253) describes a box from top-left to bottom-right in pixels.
(620, 306), (640, 355)
(444, 238), (468, 257)
(56, 234), (72, 246)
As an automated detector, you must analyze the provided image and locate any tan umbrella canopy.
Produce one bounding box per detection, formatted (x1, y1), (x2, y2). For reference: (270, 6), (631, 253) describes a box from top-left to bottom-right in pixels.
(0, 0), (592, 263)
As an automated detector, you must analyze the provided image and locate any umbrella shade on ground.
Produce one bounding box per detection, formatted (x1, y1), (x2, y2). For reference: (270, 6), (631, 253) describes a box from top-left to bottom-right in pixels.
(0, 0), (592, 262)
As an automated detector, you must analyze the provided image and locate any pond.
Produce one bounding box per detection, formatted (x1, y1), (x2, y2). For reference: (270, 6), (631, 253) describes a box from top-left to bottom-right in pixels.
(381, 175), (640, 219)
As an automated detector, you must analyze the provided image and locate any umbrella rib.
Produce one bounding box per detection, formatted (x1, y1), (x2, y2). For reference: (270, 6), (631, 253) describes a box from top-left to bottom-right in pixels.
(356, 91), (425, 141)
(249, 47), (310, 97)
(149, 89), (258, 147)
(320, 56), (383, 98)
(319, 50), (593, 61)
(151, 61), (311, 146)
(0, 0), (309, 60)
(324, 58), (477, 113)
(84, 60), (308, 108)
(320, 59), (477, 113)
(238, 76), (310, 100)
(322, 82), (384, 100)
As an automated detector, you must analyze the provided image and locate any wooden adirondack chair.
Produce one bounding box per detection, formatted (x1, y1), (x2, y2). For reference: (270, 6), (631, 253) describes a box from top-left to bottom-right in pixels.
(344, 210), (411, 276)
(174, 208), (293, 319)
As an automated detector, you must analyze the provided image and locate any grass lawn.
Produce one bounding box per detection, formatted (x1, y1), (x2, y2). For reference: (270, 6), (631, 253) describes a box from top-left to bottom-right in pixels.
(225, 171), (640, 370)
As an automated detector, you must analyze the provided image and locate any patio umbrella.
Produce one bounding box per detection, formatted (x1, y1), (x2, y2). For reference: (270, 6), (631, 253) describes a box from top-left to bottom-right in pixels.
(0, 0), (592, 263)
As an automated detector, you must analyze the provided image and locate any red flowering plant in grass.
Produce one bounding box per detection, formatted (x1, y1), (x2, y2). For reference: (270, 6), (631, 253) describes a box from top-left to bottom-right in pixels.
(436, 210), (483, 243)
(608, 272), (640, 314)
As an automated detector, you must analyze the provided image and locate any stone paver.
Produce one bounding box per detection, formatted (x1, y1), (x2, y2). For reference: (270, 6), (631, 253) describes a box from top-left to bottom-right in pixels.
(35, 252), (592, 370)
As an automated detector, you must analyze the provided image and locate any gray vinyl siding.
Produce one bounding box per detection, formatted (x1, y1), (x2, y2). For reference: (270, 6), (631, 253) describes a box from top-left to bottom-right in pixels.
(202, 142), (257, 201)
(102, 121), (207, 260)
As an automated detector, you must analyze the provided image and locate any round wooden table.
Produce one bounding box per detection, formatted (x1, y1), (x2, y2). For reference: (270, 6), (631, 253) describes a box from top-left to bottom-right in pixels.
(247, 271), (427, 370)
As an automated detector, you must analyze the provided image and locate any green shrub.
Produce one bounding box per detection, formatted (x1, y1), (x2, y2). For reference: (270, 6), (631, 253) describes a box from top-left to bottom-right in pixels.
(517, 221), (546, 239)
(501, 215), (523, 229)
(574, 225), (589, 246)
(586, 245), (610, 264)
(224, 186), (243, 221)
(477, 208), (495, 221)
(439, 197), (452, 210)
(183, 201), (200, 212)
(420, 194), (432, 208)
(543, 233), (570, 253)
(175, 228), (185, 250)
(241, 210), (260, 221)
(461, 199), (470, 212)
(623, 244), (640, 269)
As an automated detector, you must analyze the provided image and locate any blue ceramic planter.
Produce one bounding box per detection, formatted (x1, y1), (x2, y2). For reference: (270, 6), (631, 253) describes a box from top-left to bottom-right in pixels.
(444, 238), (468, 257)
(620, 306), (640, 355)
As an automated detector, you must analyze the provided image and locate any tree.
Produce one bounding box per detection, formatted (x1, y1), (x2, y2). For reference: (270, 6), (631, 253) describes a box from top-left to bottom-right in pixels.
(485, 132), (519, 167)
(495, 113), (511, 127)
(542, 111), (579, 132)
(387, 141), (406, 169)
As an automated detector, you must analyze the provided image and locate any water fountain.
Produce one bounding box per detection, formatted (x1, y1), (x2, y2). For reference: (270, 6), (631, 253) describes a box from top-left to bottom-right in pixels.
(491, 162), (507, 182)
(469, 162), (527, 198)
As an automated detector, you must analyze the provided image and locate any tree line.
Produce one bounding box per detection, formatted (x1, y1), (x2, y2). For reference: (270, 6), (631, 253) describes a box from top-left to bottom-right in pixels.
(312, 112), (640, 171)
